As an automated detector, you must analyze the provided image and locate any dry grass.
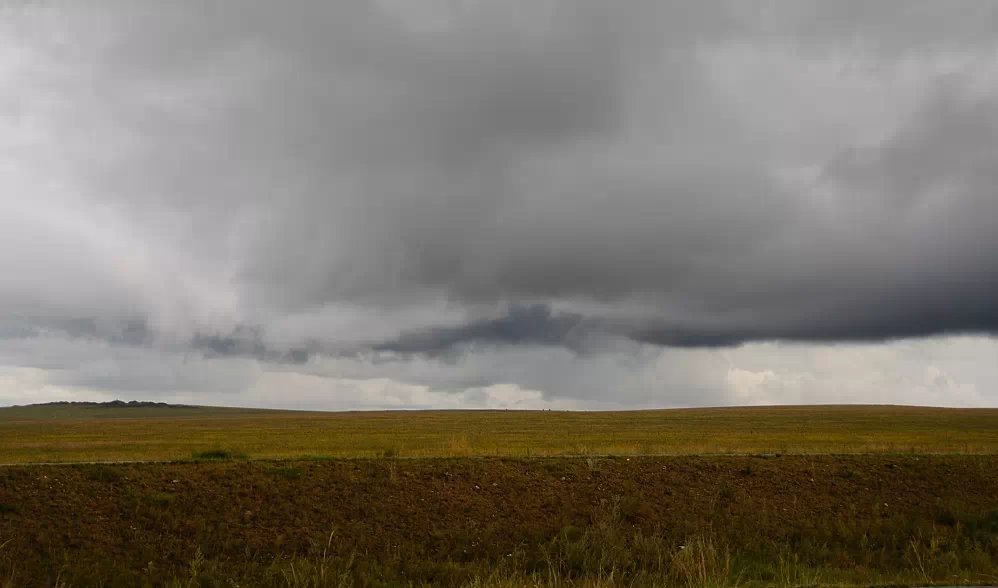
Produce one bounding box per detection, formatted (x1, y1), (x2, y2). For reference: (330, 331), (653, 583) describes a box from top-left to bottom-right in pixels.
(0, 404), (996, 464)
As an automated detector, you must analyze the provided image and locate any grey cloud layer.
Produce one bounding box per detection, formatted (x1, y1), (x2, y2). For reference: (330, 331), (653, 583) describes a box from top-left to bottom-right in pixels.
(2, 1), (998, 404)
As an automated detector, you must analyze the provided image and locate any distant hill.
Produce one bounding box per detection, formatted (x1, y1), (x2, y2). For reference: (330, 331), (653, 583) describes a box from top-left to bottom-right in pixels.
(0, 401), (272, 421)
(22, 400), (198, 409)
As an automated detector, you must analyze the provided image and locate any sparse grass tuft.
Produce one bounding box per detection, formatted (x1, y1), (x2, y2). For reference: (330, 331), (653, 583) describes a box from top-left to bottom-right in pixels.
(144, 491), (177, 507)
(773, 553), (823, 588)
(83, 464), (125, 483)
(669, 535), (733, 588)
(268, 465), (303, 480)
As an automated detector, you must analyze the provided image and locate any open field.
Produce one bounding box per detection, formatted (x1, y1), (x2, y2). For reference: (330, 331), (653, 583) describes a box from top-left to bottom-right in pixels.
(1, 404), (997, 464)
(1, 455), (997, 586)
(2, 404), (996, 586)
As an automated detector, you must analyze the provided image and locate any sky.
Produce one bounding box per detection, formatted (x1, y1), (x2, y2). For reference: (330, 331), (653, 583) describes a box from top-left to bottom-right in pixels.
(1, 1), (997, 410)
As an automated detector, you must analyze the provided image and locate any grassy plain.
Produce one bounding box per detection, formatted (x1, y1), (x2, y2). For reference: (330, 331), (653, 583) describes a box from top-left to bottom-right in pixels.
(1, 404), (996, 463)
(1, 403), (996, 586)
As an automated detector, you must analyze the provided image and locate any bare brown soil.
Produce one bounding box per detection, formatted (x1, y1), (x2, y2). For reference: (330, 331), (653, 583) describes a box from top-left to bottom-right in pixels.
(1, 455), (997, 586)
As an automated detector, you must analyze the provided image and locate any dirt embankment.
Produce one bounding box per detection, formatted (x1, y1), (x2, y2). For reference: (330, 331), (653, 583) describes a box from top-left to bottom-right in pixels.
(1, 455), (996, 586)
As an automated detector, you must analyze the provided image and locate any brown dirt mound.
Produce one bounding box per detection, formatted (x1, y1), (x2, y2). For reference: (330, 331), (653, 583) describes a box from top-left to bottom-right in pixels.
(1, 455), (996, 586)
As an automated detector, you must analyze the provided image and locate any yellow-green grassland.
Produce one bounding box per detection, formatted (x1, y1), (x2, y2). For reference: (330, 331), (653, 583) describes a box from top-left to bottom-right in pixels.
(1, 403), (995, 463)
(1, 403), (996, 587)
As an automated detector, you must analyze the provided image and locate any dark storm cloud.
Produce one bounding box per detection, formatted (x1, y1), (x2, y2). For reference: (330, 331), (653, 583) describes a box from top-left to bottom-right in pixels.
(3, 0), (998, 403)
(191, 329), (313, 364)
(192, 330), (266, 359)
(373, 304), (589, 356)
(367, 75), (998, 353)
(0, 317), (150, 346)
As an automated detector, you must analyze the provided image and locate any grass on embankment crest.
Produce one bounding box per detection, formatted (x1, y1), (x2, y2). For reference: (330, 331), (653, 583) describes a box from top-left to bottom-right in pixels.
(190, 449), (249, 461)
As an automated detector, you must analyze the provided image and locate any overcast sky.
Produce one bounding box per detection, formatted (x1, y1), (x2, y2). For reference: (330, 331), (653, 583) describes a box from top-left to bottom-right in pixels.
(2, 1), (997, 410)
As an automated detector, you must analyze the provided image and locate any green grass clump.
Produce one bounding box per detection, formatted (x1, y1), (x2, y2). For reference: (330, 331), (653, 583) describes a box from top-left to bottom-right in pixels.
(380, 447), (401, 458)
(191, 449), (248, 461)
